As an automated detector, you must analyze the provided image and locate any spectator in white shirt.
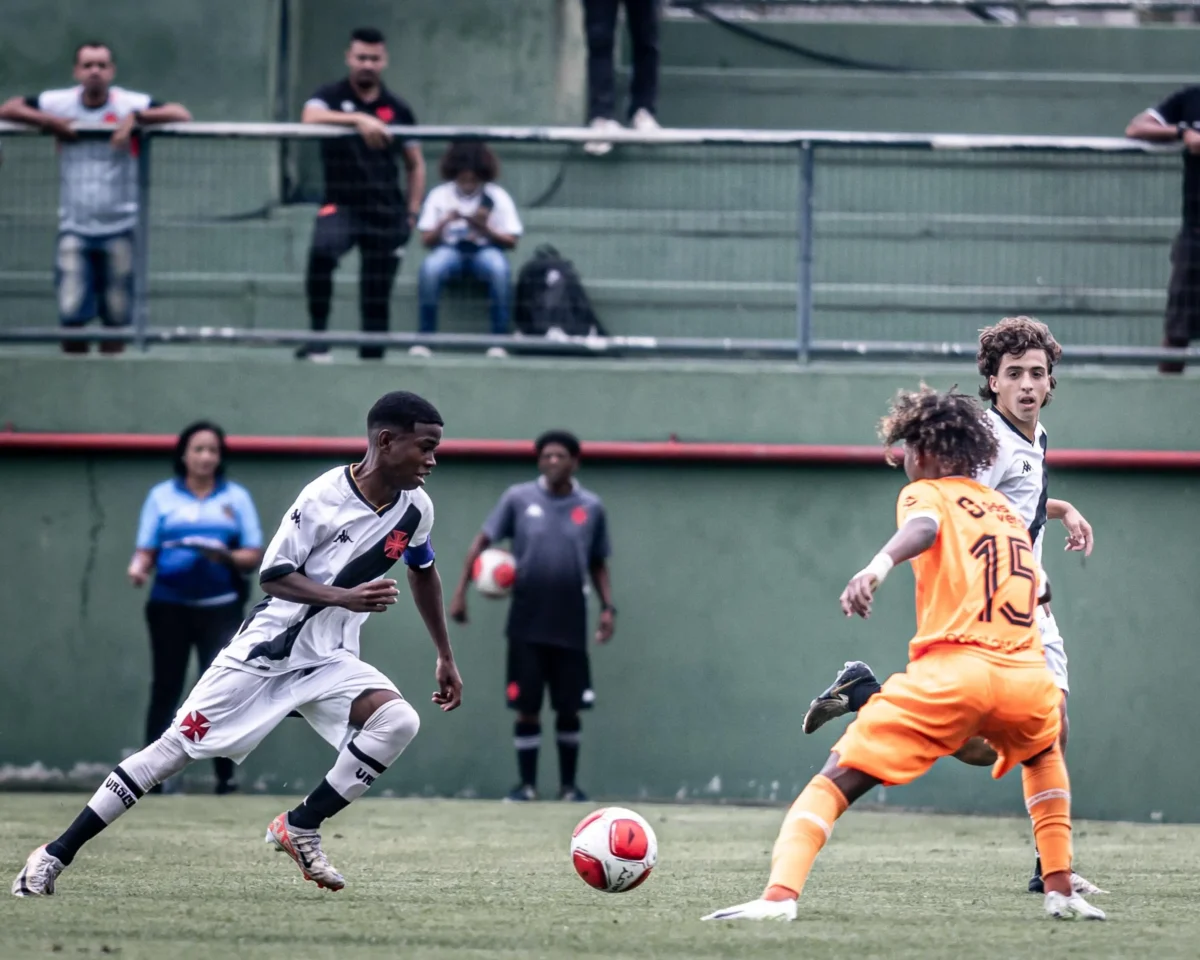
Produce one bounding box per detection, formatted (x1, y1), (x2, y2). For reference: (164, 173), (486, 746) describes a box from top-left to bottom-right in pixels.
(415, 142), (523, 354)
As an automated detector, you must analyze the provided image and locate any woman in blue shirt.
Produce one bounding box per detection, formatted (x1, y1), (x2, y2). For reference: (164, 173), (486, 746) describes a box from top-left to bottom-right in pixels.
(128, 421), (263, 794)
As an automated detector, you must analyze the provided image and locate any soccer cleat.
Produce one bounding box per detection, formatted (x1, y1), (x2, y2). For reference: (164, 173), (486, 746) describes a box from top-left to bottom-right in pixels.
(559, 785), (589, 803)
(265, 813), (344, 891)
(503, 784), (538, 803)
(1044, 890), (1106, 921)
(802, 661), (878, 734)
(11, 845), (64, 897)
(702, 898), (798, 922)
(1070, 873), (1108, 896)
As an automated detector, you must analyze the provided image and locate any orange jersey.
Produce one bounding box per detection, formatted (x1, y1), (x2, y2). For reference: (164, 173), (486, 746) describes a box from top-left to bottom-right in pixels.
(897, 477), (1043, 664)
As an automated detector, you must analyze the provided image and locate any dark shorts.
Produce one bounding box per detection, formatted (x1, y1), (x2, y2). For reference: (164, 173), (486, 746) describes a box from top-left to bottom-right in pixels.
(309, 204), (409, 263)
(1165, 230), (1200, 345)
(506, 641), (594, 715)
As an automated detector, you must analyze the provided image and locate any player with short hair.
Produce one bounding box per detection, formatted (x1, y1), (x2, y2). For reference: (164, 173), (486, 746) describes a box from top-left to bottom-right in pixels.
(702, 386), (1105, 923)
(13, 391), (463, 897)
(801, 316), (1103, 896)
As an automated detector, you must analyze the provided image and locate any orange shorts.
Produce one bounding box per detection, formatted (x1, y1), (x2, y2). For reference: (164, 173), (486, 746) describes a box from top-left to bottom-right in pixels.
(832, 644), (1062, 785)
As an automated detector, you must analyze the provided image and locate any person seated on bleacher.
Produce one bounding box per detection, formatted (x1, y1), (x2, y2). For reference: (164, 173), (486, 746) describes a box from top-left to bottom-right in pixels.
(413, 141), (523, 357)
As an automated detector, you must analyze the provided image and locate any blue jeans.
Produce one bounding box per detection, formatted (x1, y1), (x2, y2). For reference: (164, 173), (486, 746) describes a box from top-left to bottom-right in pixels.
(418, 245), (511, 335)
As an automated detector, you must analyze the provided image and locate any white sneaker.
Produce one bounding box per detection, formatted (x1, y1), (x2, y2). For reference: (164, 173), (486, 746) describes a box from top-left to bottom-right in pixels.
(1071, 872), (1108, 896)
(631, 108), (660, 132)
(584, 118), (621, 157)
(1044, 890), (1106, 921)
(701, 897), (797, 922)
(485, 346), (509, 358)
(408, 345), (433, 358)
(265, 813), (345, 891)
(12, 845), (64, 897)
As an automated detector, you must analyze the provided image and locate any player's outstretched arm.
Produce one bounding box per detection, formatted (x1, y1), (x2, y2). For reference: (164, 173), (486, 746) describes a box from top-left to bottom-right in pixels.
(449, 531), (492, 624)
(840, 517), (939, 619)
(261, 571), (399, 613)
(1047, 498), (1094, 556)
(408, 565), (463, 711)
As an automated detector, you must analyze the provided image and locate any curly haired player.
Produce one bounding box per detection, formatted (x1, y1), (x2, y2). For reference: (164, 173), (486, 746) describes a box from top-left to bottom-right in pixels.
(800, 316), (1104, 897)
(703, 387), (1105, 923)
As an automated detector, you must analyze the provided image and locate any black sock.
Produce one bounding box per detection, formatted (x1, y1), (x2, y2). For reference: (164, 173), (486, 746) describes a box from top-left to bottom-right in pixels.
(847, 679), (883, 712)
(46, 809), (108, 867)
(288, 779), (350, 830)
(515, 721), (540, 787)
(1033, 853), (1042, 878)
(556, 714), (581, 789)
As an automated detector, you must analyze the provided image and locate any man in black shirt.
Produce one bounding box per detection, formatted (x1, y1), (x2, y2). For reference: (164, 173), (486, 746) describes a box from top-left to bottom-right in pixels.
(298, 27), (426, 361)
(450, 431), (616, 803)
(1126, 87), (1200, 372)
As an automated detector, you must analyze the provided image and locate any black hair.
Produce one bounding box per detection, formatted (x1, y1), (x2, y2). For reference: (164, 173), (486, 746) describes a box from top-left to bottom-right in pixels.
(75, 41), (113, 64)
(174, 420), (227, 479)
(367, 391), (443, 434)
(879, 385), (998, 478)
(439, 141), (501, 183)
(535, 429), (581, 458)
(350, 26), (385, 46)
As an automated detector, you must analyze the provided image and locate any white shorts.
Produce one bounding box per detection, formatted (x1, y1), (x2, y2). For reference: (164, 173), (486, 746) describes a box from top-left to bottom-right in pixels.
(1037, 606), (1069, 694)
(170, 652), (401, 764)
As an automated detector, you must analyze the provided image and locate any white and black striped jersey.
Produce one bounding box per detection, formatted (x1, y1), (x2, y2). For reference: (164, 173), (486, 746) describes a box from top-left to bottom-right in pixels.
(975, 406), (1050, 564)
(217, 466), (435, 676)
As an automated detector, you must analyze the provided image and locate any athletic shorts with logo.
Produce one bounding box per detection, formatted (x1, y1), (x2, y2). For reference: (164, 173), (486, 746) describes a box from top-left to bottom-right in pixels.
(170, 651), (400, 763)
(834, 644), (1063, 785)
(506, 641), (593, 714)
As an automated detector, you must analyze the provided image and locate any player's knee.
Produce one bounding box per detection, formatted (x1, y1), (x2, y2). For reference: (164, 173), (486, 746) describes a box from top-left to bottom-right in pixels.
(953, 737), (997, 767)
(555, 713), (581, 732)
(365, 698), (420, 754)
(121, 734), (191, 793)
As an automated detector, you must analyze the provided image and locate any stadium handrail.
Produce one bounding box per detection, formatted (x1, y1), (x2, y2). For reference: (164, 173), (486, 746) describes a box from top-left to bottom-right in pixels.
(2, 431), (1198, 471)
(0, 121), (1182, 153)
(668, 0), (1198, 9)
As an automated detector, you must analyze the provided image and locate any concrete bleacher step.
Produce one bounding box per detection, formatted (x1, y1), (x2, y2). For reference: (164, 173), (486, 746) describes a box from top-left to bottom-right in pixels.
(646, 66), (1190, 135)
(656, 21), (1200, 75)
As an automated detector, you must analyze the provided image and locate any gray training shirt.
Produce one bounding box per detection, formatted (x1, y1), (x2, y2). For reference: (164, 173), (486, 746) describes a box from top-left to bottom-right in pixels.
(482, 477), (610, 648)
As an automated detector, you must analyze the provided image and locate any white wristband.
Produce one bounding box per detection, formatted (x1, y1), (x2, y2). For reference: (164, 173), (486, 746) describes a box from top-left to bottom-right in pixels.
(860, 551), (894, 585)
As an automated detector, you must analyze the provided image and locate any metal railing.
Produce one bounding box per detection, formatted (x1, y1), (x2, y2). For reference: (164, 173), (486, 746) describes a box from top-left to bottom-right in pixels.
(0, 121), (1195, 365)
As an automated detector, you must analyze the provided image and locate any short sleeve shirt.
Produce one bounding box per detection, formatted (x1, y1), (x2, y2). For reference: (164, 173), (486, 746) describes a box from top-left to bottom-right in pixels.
(1149, 86), (1200, 230)
(26, 86), (158, 236)
(417, 181), (524, 247)
(217, 466), (435, 675)
(482, 479), (610, 648)
(304, 79), (416, 224)
(898, 477), (1043, 665)
(136, 479), (262, 605)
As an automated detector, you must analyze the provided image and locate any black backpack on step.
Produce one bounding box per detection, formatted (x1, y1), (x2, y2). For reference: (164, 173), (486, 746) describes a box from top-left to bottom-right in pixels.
(514, 245), (606, 337)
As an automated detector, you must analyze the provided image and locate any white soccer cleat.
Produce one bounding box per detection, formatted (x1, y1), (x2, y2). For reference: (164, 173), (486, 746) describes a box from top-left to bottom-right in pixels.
(11, 845), (64, 897)
(1071, 872), (1108, 896)
(701, 897), (798, 922)
(1045, 890), (1106, 921)
(265, 813), (345, 891)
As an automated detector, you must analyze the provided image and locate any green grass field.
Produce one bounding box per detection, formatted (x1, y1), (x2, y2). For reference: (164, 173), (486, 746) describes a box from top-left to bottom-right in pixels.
(1, 794), (1197, 959)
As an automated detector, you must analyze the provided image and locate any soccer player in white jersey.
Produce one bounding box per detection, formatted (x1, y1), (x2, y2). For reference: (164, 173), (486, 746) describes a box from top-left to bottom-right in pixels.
(801, 317), (1104, 896)
(13, 391), (463, 897)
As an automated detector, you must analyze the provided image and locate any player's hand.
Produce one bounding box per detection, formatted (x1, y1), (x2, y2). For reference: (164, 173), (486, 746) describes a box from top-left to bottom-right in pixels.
(110, 115), (135, 151)
(432, 657), (463, 711)
(45, 116), (77, 142)
(449, 588), (468, 624)
(1060, 507), (1094, 557)
(127, 561), (150, 587)
(839, 573), (878, 619)
(341, 579), (399, 613)
(1185, 128), (1200, 156)
(354, 113), (392, 150)
(595, 608), (615, 644)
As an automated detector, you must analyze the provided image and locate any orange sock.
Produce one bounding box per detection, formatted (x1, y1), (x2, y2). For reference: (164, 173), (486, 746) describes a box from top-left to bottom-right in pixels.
(764, 774), (849, 900)
(1022, 744), (1073, 878)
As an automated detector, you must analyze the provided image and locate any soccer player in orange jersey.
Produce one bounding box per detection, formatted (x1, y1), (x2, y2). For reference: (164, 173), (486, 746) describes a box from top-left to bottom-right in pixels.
(702, 386), (1105, 923)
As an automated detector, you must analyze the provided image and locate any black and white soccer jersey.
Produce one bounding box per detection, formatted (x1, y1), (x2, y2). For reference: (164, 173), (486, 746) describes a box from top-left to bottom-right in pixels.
(975, 407), (1049, 565)
(218, 466), (434, 675)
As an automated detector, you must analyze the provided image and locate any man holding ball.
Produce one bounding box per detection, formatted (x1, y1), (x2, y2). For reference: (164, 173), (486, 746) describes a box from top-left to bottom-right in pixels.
(451, 430), (615, 802)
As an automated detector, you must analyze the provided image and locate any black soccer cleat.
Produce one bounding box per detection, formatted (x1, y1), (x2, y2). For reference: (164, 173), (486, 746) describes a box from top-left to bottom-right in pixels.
(1029, 856), (1044, 894)
(802, 660), (878, 735)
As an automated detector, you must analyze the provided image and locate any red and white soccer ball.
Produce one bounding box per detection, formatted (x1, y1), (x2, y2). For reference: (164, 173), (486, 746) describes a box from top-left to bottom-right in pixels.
(472, 547), (516, 598)
(570, 806), (658, 893)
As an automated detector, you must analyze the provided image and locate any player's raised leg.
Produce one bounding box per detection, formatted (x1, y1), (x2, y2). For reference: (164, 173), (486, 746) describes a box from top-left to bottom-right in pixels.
(12, 734), (191, 896)
(267, 687), (420, 891)
(801, 660), (881, 734)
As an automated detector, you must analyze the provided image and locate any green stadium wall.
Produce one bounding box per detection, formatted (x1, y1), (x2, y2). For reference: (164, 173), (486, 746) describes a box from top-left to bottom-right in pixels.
(1, 356), (1198, 823)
